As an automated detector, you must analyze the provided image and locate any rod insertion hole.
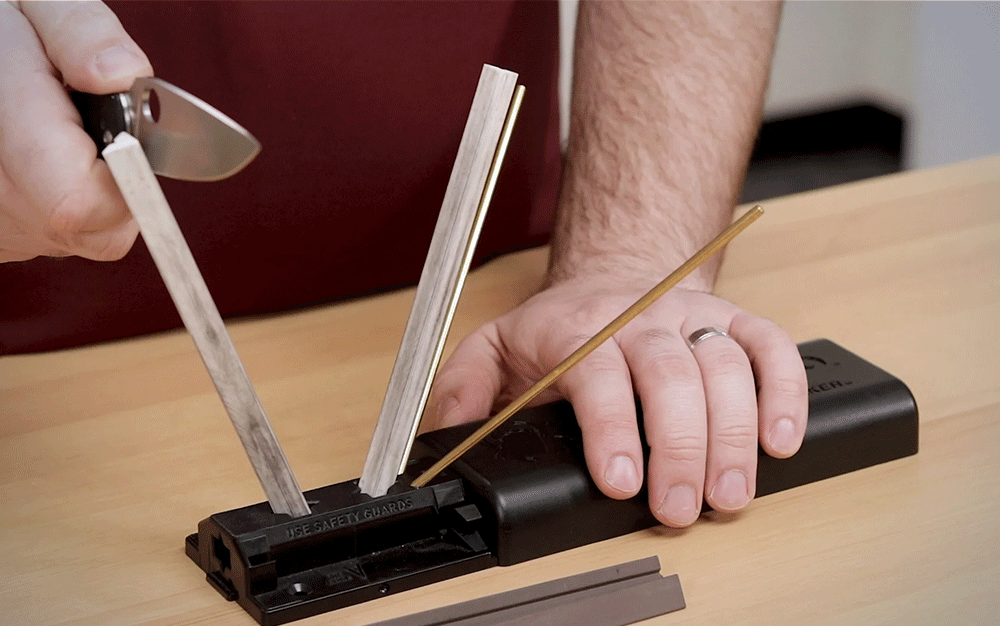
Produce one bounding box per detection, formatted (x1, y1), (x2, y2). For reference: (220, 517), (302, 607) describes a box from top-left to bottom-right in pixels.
(288, 582), (311, 596)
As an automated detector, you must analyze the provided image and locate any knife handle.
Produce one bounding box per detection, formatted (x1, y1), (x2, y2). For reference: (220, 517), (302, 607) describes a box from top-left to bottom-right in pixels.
(70, 91), (132, 154)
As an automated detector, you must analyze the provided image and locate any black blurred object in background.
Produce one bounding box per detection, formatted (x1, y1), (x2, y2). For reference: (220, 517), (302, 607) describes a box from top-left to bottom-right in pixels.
(742, 103), (905, 203)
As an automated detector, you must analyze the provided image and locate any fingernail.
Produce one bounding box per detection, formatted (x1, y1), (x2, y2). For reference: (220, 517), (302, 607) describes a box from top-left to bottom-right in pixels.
(604, 455), (640, 494)
(767, 418), (798, 455)
(435, 396), (460, 427)
(658, 484), (698, 526)
(709, 470), (749, 511)
(94, 45), (146, 81)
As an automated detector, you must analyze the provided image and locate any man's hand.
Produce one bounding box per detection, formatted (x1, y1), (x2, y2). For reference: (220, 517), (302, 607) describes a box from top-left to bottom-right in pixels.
(427, 275), (807, 527)
(0, 1), (151, 262)
(430, 1), (805, 527)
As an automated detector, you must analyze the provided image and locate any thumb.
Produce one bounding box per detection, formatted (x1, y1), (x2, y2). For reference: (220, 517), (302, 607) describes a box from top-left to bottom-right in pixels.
(424, 327), (506, 432)
(21, 1), (152, 93)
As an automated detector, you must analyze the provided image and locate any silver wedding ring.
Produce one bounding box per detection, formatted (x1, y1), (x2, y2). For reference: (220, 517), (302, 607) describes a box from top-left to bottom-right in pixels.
(687, 326), (732, 350)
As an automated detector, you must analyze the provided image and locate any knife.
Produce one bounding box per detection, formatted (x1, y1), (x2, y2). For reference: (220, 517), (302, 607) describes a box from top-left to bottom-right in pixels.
(70, 76), (260, 181)
(74, 78), (311, 517)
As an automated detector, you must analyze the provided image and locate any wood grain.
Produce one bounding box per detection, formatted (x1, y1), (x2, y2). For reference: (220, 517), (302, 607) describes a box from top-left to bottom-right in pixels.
(358, 65), (519, 497)
(102, 133), (309, 517)
(1, 156), (998, 625)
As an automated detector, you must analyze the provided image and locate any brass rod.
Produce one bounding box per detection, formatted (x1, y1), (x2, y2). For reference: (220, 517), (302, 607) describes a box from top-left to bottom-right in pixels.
(397, 84), (527, 475)
(411, 205), (764, 488)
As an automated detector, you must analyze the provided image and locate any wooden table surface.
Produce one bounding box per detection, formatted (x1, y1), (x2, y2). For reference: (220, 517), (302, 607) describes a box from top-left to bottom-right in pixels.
(2, 156), (998, 625)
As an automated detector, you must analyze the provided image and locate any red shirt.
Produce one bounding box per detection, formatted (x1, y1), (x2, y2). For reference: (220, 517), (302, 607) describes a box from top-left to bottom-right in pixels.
(1, 0), (562, 354)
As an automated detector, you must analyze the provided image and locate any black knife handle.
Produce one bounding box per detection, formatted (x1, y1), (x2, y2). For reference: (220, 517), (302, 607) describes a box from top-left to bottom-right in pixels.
(69, 91), (131, 154)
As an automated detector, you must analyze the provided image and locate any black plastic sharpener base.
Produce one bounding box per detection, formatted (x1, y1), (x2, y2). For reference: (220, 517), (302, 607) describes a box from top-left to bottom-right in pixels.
(186, 339), (918, 625)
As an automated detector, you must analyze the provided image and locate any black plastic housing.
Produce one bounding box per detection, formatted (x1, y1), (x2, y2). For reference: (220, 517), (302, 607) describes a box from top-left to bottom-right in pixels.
(185, 477), (495, 625)
(187, 339), (918, 624)
(410, 338), (919, 565)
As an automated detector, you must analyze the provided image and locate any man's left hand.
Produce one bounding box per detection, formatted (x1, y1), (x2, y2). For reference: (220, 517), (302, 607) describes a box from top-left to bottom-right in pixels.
(427, 272), (807, 528)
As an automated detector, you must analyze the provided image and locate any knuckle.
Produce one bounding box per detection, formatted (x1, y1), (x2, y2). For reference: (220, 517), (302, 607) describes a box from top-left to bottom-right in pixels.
(703, 349), (749, 377)
(712, 422), (758, 453)
(652, 432), (705, 465)
(771, 376), (807, 403)
(633, 327), (677, 348)
(585, 357), (625, 379)
(660, 448), (702, 466)
(583, 414), (636, 444)
(572, 346), (624, 377)
(643, 350), (696, 381)
(547, 332), (592, 360)
(45, 189), (92, 243)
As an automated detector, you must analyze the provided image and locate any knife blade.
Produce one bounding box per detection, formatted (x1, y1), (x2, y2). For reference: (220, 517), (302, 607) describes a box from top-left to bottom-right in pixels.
(71, 77), (260, 181)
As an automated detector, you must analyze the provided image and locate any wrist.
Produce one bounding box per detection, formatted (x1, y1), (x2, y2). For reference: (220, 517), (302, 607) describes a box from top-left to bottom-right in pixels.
(547, 161), (728, 295)
(545, 248), (719, 295)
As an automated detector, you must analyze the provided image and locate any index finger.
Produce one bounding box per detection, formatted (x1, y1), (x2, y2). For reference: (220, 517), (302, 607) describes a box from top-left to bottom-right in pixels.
(554, 338), (644, 500)
(20, 0), (153, 93)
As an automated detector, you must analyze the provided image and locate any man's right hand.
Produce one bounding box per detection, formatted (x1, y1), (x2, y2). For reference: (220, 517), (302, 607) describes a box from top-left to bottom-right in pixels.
(0, 0), (151, 262)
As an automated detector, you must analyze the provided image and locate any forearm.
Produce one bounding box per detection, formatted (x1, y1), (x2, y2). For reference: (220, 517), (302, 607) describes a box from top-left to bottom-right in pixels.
(549, 0), (781, 291)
